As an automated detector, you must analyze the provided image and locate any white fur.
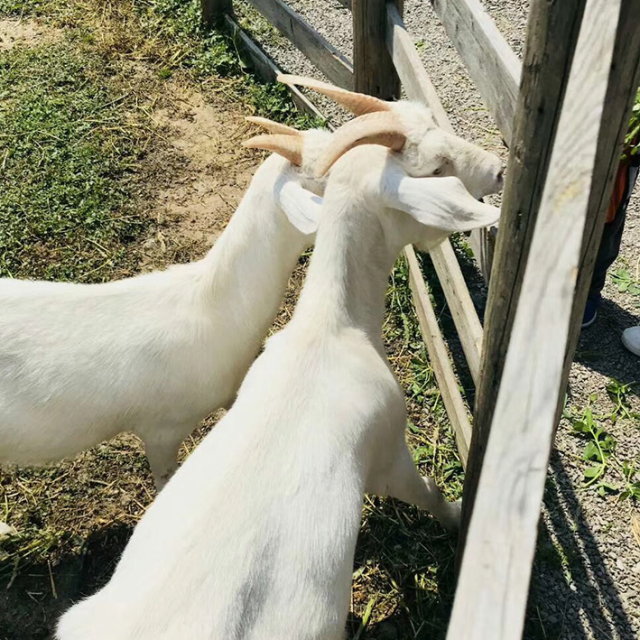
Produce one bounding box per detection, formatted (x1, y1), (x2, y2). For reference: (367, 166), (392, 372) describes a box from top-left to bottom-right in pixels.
(57, 105), (503, 640)
(0, 129), (331, 488)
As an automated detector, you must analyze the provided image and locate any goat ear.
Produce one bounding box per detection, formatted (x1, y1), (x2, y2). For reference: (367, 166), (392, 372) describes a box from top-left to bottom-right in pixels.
(274, 177), (323, 235)
(243, 134), (303, 166)
(383, 174), (500, 233)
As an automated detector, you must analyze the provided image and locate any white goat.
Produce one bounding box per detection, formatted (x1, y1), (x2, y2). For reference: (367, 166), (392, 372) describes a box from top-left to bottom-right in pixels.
(57, 81), (503, 640)
(0, 117), (331, 489)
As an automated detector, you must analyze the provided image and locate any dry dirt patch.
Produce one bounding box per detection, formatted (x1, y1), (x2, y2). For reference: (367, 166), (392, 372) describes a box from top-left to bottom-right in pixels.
(138, 80), (262, 269)
(0, 17), (61, 50)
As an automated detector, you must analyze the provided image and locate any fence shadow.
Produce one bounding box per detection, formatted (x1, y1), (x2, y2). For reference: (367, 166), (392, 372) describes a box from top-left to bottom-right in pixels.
(349, 500), (458, 640)
(574, 297), (640, 396)
(0, 523), (133, 640)
(524, 452), (635, 640)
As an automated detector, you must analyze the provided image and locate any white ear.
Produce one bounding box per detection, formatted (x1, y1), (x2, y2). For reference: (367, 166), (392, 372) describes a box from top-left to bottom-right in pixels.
(382, 171), (500, 233)
(274, 176), (323, 235)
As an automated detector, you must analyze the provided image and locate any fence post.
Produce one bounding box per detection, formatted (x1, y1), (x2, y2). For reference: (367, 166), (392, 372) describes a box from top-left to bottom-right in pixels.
(352, 0), (403, 98)
(457, 0), (588, 560)
(201, 0), (232, 27)
(448, 2), (635, 636)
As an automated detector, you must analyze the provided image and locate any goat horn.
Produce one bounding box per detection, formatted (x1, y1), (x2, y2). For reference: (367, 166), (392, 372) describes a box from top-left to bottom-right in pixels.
(243, 134), (304, 167)
(315, 112), (406, 177)
(277, 74), (390, 116)
(246, 116), (301, 137)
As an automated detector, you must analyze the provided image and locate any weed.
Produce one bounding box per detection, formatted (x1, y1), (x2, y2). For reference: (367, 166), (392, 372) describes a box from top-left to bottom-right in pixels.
(620, 461), (640, 501)
(609, 260), (640, 296)
(570, 406), (617, 495)
(606, 378), (639, 422)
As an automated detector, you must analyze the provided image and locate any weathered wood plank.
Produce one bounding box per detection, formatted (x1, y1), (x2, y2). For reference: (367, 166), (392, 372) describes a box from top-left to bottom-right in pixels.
(430, 0), (521, 146)
(353, 0), (403, 99)
(448, 2), (627, 638)
(386, 3), (484, 384)
(245, 0), (353, 89)
(224, 15), (325, 121)
(406, 247), (472, 465)
(201, 0), (231, 26)
(555, 0), (640, 428)
(458, 0), (589, 556)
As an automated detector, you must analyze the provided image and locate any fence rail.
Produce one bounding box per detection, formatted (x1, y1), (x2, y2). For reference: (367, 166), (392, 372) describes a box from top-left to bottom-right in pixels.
(245, 0), (354, 89)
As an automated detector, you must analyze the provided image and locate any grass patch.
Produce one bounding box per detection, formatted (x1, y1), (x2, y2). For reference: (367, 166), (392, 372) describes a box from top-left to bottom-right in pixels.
(0, 40), (153, 281)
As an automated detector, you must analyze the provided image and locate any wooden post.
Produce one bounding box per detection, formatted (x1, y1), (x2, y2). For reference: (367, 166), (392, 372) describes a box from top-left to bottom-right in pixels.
(352, 0), (403, 99)
(448, 2), (634, 637)
(457, 0), (587, 557)
(554, 0), (640, 429)
(201, 0), (231, 27)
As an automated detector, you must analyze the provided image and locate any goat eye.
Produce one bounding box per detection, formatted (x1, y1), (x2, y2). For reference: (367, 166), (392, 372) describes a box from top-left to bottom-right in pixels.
(433, 167), (443, 176)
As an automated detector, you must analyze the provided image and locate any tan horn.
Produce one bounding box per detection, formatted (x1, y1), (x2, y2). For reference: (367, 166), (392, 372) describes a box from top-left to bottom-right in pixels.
(246, 116), (301, 137)
(277, 74), (390, 116)
(314, 112), (406, 177)
(243, 134), (304, 166)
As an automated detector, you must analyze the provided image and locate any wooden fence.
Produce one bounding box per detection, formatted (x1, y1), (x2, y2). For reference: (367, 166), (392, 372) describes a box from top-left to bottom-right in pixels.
(201, 0), (640, 636)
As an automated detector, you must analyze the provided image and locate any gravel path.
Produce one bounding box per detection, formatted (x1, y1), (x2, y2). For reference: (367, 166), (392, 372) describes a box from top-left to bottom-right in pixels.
(238, 1), (640, 638)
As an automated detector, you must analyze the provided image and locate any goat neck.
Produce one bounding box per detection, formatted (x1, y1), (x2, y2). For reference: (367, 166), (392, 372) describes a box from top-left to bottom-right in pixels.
(293, 171), (397, 341)
(198, 155), (309, 330)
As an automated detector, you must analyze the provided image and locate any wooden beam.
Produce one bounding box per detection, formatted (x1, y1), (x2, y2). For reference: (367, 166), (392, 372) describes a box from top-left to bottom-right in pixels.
(406, 247), (472, 465)
(386, 3), (484, 385)
(458, 0), (588, 557)
(245, 0), (353, 89)
(448, 2), (628, 638)
(430, 0), (521, 146)
(353, 0), (403, 99)
(201, 0), (231, 26)
(555, 0), (640, 428)
(224, 15), (326, 121)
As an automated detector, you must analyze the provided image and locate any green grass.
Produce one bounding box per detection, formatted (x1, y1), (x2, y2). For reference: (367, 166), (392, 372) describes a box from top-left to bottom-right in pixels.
(0, 41), (152, 281)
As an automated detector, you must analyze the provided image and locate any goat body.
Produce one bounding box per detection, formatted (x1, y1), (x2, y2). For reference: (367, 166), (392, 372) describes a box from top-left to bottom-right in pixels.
(57, 138), (501, 639)
(0, 133), (330, 487)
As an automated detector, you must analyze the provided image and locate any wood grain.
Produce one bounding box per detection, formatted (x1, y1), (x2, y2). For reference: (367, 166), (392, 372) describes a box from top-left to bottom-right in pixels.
(246, 0), (353, 89)
(430, 0), (521, 145)
(352, 0), (403, 99)
(201, 0), (231, 25)
(458, 0), (589, 556)
(448, 2), (626, 637)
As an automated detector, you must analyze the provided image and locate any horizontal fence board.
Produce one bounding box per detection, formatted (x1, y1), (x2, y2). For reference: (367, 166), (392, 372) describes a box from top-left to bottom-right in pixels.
(448, 1), (624, 637)
(431, 0), (521, 146)
(387, 3), (484, 386)
(224, 15), (325, 120)
(246, 0), (354, 89)
(406, 247), (472, 465)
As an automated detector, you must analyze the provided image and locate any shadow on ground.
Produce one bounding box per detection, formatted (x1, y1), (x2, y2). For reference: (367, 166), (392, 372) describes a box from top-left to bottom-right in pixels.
(0, 525), (132, 640)
(525, 454), (636, 640)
